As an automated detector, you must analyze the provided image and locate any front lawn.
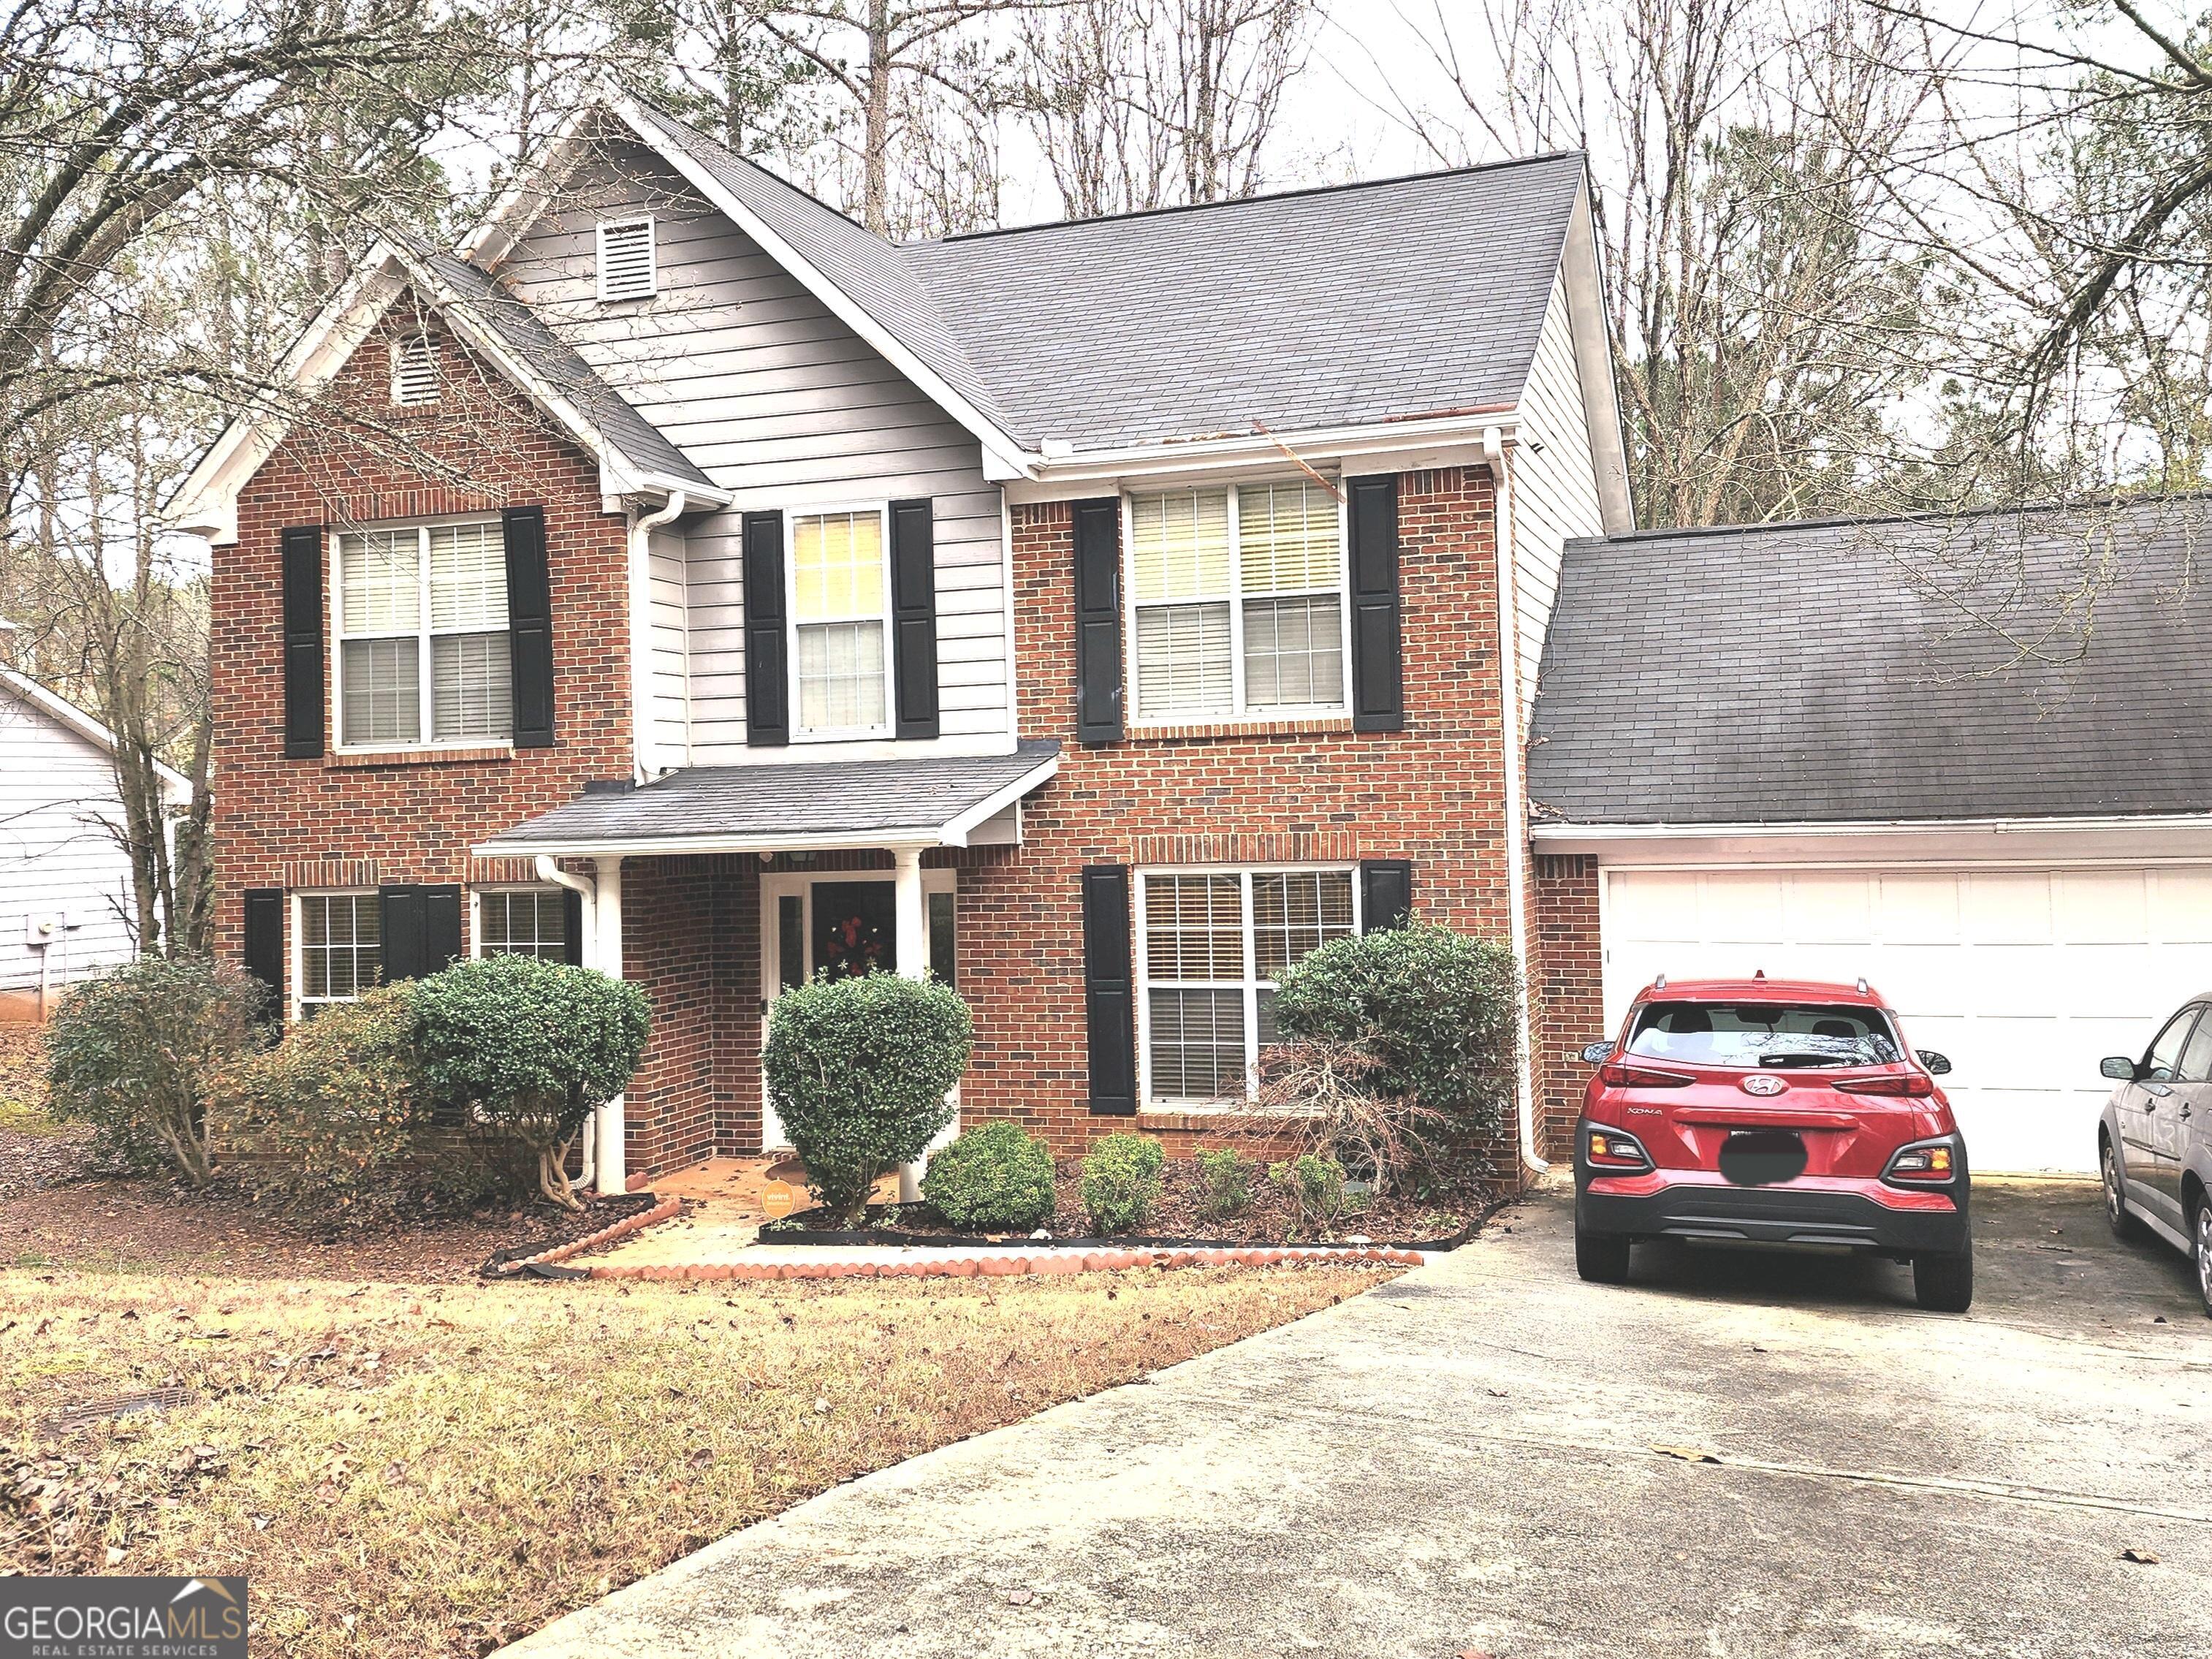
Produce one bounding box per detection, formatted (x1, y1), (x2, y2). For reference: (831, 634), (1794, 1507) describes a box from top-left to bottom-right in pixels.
(1, 1261), (1391, 1657)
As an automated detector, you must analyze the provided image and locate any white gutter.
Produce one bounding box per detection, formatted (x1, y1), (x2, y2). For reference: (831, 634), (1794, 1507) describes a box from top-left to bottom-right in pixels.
(535, 855), (603, 1194)
(1005, 411), (1524, 497)
(628, 491), (685, 781)
(1531, 813), (2212, 845)
(1485, 425), (1546, 1179)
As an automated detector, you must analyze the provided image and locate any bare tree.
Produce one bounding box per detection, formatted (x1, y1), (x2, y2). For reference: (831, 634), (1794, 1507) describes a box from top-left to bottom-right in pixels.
(1015, 0), (1318, 216)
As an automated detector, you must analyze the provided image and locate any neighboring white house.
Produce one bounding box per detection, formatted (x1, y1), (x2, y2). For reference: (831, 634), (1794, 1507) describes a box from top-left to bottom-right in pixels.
(0, 648), (189, 1020)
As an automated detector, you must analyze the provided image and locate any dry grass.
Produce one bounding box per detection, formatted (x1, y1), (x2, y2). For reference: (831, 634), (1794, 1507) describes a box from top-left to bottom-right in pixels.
(0, 1025), (53, 1133)
(1, 1260), (1392, 1656)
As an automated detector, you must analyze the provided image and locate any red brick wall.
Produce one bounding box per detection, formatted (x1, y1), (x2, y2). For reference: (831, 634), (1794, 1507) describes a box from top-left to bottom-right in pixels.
(955, 467), (1525, 1166)
(212, 304), (691, 1173)
(1531, 852), (1604, 1155)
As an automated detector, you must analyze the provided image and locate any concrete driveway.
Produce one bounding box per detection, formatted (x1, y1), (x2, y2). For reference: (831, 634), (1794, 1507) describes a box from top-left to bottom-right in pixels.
(502, 1178), (2212, 1659)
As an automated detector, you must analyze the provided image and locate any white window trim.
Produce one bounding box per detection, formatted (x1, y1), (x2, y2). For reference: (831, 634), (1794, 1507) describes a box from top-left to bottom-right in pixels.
(290, 889), (380, 1022)
(1133, 864), (1362, 1111)
(784, 501), (895, 743)
(468, 884), (569, 960)
(330, 512), (512, 755)
(596, 215), (658, 303)
(1122, 479), (1353, 729)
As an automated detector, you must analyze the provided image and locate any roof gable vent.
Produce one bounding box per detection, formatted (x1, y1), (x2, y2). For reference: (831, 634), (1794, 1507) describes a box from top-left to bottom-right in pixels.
(390, 335), (438, 406)
(597, 216), (657, 303)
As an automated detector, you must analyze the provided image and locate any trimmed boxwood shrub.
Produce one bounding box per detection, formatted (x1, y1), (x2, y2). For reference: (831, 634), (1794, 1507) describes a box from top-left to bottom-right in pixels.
(764, 971), (971, 1224)
(414, 955), (650, 1210)
(1081, 1131), (1164, 1233)
(1196, 1147), (1253, 1220)
(45, 956), (268, 1185)
(210, 982), (430, 1210)
(921, 1120), (1057, 1231)
(1265, 922), (1520, 1188)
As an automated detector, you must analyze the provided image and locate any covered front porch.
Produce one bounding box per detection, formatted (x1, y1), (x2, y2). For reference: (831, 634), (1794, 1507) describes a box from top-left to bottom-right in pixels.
(473, 742), (1059, 1196)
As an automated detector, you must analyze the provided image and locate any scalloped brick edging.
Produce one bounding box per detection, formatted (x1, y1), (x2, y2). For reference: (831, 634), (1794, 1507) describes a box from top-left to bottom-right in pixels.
(493, 1196), (683, 1275)
(585, 1245), (1425, 1283)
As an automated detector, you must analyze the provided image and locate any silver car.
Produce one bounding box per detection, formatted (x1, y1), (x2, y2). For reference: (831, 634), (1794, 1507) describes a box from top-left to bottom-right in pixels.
(2099, 997), (2212, 1317)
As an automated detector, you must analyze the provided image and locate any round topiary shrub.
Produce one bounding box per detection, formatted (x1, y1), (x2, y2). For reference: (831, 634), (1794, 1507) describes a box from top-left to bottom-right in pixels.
(1263, 922), (1520, 1190)
(1080, 1131), (1164, 1234)
(921, 1120), (1057, 1231)
(413, 955), (650, 1210)
(764, 971), (971, 1224)
(46, 955), (269, 1185)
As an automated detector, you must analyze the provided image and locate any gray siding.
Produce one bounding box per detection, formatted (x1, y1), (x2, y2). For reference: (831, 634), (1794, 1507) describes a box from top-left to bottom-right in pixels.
(646, 527), (690, 766)
(0, 686), (137, 992)
(501, 143), (1011, 763)
(1510, 270), (1605, 716)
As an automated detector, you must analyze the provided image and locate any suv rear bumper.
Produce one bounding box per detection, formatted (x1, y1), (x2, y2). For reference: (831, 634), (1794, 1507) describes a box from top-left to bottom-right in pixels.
(1576, 1163), (1970, 1255)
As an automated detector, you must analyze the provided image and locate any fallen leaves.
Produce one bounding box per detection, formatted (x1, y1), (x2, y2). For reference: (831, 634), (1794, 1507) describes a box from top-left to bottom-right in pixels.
(1651, 1444), (1722, 1465)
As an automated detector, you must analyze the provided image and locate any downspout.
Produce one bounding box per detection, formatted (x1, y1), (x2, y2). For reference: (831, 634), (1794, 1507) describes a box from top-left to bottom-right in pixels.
(1483, 426), (1548, 1179)
(535, 854), (600, 1193)
(628, 492), (686, 784)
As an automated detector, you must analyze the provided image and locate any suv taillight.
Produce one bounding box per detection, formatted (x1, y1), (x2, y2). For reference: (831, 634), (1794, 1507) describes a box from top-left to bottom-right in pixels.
(1584, 1125), (1654, 1172)
(1599, 1060), (1694, 1089)
(1836, 1074), (1935, 1097)
(1883, 1137), (1960, 1185)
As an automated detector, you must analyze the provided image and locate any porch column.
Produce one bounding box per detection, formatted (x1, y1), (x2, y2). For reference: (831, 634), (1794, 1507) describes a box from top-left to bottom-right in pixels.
(595, 855), (628, 1196)
(894, 845), (932, 1201)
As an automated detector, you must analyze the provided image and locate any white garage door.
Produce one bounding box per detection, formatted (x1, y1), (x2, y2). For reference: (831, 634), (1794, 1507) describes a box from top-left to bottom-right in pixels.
(1600, 865), (2212, 1174)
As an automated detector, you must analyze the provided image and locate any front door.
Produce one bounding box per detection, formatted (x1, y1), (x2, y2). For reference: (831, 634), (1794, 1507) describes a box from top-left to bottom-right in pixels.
(759, 870), (956, 1149)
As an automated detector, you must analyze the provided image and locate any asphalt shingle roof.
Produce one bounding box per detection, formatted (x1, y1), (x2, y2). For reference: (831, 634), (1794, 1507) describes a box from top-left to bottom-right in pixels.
(1527, 500), (2212, 826)
(425, 251), (718, 490)
(631, 103), (1585, 452)
(479, 741), (1060, 851)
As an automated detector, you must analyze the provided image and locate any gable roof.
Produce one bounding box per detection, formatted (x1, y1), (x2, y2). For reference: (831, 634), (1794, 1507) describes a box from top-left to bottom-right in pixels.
(169, 240), (723, 543)
(0, 657), (191, 805)
(464, 99), (1619, 493)
(1526, 498), (2212, 827)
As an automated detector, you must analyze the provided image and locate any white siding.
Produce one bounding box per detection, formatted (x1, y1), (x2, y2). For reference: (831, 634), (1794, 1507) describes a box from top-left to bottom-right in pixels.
(0, 685), (138, 993)
(647, 527), (691, 765)
(1510, 269), (1605, 716)
(501, 143), (1011, 763)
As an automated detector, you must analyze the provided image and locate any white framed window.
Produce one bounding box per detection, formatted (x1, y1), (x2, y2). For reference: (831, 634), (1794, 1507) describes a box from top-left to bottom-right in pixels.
(1126, 480), (1348, 723)
(596, 216), (657, 302)
(296, 892), (380, 1016)
(787, 505), (892, 739)
(475, 887), (569, 960)
(390, 335), (439, 406)
(333, 517), (511, 749)
(1136, 867), (1359, 1106)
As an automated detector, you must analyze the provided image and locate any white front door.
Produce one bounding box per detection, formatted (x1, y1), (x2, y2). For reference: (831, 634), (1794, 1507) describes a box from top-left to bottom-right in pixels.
(1598, 863), (2212, 1174)
(758, 869), (957, 1151)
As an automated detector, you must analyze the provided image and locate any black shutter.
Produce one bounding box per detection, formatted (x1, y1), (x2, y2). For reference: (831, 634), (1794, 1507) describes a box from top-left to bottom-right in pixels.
(423, 885), (463, 976)
(1347, 475), (1403, 732)
(243, 888), (284, 1011)
(1073, 497), (1124, 745)
(1360, 860), (1413, 932)
(280, 525), (324, 759)
(741, 510), (788, 747)
(889, 498), (940, 740)
(1081, 865), (1137, 1115)
(379, 885), (425, 984)
(503, 506), (555, 748)
(561, 888), (585, 966)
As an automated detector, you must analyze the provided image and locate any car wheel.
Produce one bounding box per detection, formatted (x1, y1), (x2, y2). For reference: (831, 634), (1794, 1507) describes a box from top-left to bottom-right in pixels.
(2194, 1200), (2212, 1321)
(1575, 1225), (1632, 1284)
(2103, 1138), (2147, 1242)
(1913, 1245), (1974, 1313)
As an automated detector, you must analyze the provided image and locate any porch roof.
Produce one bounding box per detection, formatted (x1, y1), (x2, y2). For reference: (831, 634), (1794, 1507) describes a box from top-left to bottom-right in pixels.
(472, 741), (1060, 859)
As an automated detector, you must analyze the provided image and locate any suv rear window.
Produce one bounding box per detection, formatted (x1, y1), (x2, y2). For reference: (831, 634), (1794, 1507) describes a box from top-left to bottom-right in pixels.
(1626, 1002), (1901, 1069)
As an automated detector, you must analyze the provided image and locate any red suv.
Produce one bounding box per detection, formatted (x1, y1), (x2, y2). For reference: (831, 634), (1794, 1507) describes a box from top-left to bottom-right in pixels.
(1573, 976), (1973, 1312)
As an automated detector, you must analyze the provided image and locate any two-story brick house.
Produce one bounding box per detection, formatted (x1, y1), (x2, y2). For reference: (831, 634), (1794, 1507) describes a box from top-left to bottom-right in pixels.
(172, 96), (1633, 1193)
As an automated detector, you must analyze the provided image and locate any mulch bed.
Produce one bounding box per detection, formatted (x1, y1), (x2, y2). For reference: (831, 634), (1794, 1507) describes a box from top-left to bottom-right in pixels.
(769, 1155), (1506, 1250)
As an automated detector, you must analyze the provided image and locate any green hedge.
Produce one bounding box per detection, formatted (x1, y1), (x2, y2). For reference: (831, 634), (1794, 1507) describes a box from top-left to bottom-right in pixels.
(1080, 1132), (1163, 1233)
(921, 1120), (1057, 1231)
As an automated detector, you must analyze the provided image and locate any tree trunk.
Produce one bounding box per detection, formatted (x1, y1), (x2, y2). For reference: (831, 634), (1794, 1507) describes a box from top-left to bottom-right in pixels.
(864, 0), (893, 233)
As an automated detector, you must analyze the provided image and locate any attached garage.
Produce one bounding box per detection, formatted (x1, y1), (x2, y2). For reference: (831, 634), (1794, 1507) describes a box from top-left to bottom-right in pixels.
(1527, 501), (2212, 1175)
(1583, 854), (2212, 1172)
